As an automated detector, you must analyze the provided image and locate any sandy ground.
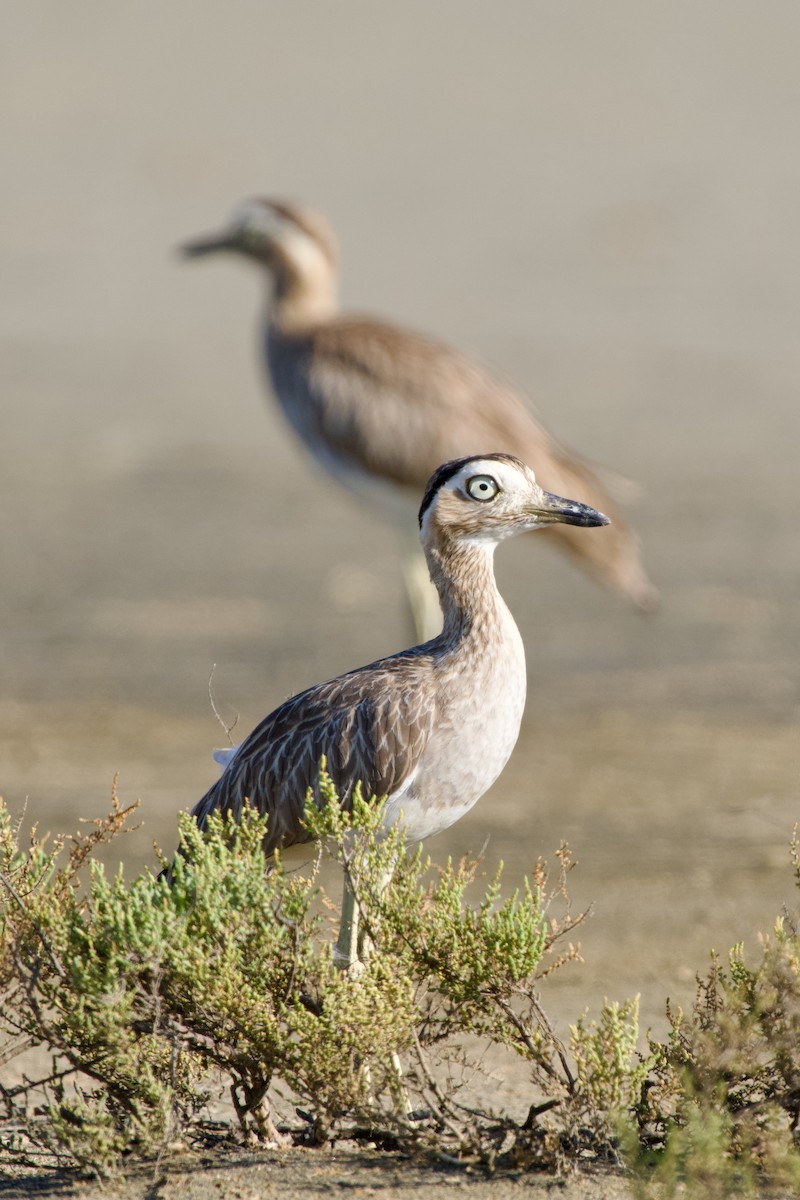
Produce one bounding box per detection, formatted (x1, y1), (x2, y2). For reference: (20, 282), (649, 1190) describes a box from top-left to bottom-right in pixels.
(1, 1149), (636, 1200)
(2, 3), (800, 1195)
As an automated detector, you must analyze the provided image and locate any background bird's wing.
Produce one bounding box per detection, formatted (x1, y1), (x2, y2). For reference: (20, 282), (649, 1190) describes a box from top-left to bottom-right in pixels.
(269, 318), (548, 490)
(190, 651), (437, 853)
(270, 319), (657, 609)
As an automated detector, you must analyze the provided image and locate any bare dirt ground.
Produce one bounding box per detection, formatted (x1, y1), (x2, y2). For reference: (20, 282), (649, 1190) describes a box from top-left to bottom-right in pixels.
(0, 1149), (635, 1200)
(2, 3), (800, 1196)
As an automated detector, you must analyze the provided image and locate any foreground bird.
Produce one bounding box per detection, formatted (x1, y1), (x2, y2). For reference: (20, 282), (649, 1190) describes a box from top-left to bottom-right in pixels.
(182, 198), (656, 635)
(190, 454), (609, 974)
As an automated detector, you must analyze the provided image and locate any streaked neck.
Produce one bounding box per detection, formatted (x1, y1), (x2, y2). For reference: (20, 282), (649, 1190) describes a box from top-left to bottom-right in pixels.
(425, 539), (506, 644)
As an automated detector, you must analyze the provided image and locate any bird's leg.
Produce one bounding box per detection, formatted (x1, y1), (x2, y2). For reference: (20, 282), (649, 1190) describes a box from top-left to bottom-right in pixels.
(332, 858), (393, 975)
(331, 869), (378, 1105)
(331, 864), (412, 1114)
(343, 863), (413, 1116)
(356, 861), (394, 965)
(332, 869), (365, 980)
(372, 861), (412, 1115)
(389, 1051), (413, 1117)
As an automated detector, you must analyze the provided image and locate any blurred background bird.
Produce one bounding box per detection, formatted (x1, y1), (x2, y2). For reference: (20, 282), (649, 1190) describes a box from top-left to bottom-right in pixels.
(183, 197), (657, 638)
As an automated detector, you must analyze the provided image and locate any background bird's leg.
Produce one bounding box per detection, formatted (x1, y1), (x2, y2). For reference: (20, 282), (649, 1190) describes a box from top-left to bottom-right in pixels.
(400, 545), (441, 642)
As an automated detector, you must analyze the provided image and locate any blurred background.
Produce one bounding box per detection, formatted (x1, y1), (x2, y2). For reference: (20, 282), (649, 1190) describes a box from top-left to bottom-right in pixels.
(2, 2), (798, 1038)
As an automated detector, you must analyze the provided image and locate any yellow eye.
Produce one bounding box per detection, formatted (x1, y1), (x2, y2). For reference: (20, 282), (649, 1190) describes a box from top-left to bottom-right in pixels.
(466, 475), (499, 502)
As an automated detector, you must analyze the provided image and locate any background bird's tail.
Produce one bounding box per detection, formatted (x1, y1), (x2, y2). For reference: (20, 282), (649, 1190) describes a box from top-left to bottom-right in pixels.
(530, 440), (659, 613)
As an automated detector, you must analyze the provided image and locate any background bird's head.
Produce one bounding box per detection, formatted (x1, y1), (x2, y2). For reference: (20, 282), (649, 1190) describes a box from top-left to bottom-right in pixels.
(182, 197), (338, 323)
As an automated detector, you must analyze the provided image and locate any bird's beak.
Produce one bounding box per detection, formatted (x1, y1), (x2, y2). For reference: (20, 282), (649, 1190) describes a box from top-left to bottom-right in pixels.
(531, 491), (610, 527)
(180, 229), (239, 259)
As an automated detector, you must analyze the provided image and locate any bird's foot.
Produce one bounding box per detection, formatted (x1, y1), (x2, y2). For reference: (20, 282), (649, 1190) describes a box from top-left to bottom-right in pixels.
(332, 945), (366, 980)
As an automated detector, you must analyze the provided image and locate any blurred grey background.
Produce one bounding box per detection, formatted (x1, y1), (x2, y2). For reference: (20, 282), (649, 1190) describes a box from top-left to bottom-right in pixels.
(2, 2), (798, 1032)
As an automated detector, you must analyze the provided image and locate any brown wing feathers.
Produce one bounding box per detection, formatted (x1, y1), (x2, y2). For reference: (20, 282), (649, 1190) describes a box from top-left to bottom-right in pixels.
(191, 652), (436, 854)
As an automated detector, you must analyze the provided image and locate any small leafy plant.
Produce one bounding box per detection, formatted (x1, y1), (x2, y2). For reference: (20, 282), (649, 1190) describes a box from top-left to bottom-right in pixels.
(630, 830), (800, 1197)
(3, 781), (797, 1193)
(0, 777), (599, 1176)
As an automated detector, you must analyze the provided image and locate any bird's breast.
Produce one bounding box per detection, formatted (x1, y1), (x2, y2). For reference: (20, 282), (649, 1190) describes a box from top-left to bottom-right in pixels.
(384, 611), (527, 843)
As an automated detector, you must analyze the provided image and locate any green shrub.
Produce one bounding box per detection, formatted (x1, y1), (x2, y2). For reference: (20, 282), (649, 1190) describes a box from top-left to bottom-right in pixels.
(7, 779), (795, 1189)
(630, 832), (800, 1196)
(0, 778), (596, 1175)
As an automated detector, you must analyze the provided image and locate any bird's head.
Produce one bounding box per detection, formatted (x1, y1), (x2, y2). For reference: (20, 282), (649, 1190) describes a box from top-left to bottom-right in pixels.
(418, 454), (610, 547)
(182, 197), (336, 268)
(181, 198), (338, 322)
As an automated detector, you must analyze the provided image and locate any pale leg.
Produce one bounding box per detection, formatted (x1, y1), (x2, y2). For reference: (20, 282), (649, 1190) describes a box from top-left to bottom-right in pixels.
(331, 865), (411, 1115)
(332, 871), (365, 980)
(401, 549), (441, 643)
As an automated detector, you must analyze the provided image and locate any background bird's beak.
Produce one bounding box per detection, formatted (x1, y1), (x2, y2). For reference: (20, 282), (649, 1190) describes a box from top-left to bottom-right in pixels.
(532, 491), (610, 527)
(180, 230), (239, 258)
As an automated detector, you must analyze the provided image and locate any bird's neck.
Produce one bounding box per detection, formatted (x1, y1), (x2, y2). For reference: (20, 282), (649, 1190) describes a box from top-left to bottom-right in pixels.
(426, 538), (509, 644)
(267, 260), (339, 331)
